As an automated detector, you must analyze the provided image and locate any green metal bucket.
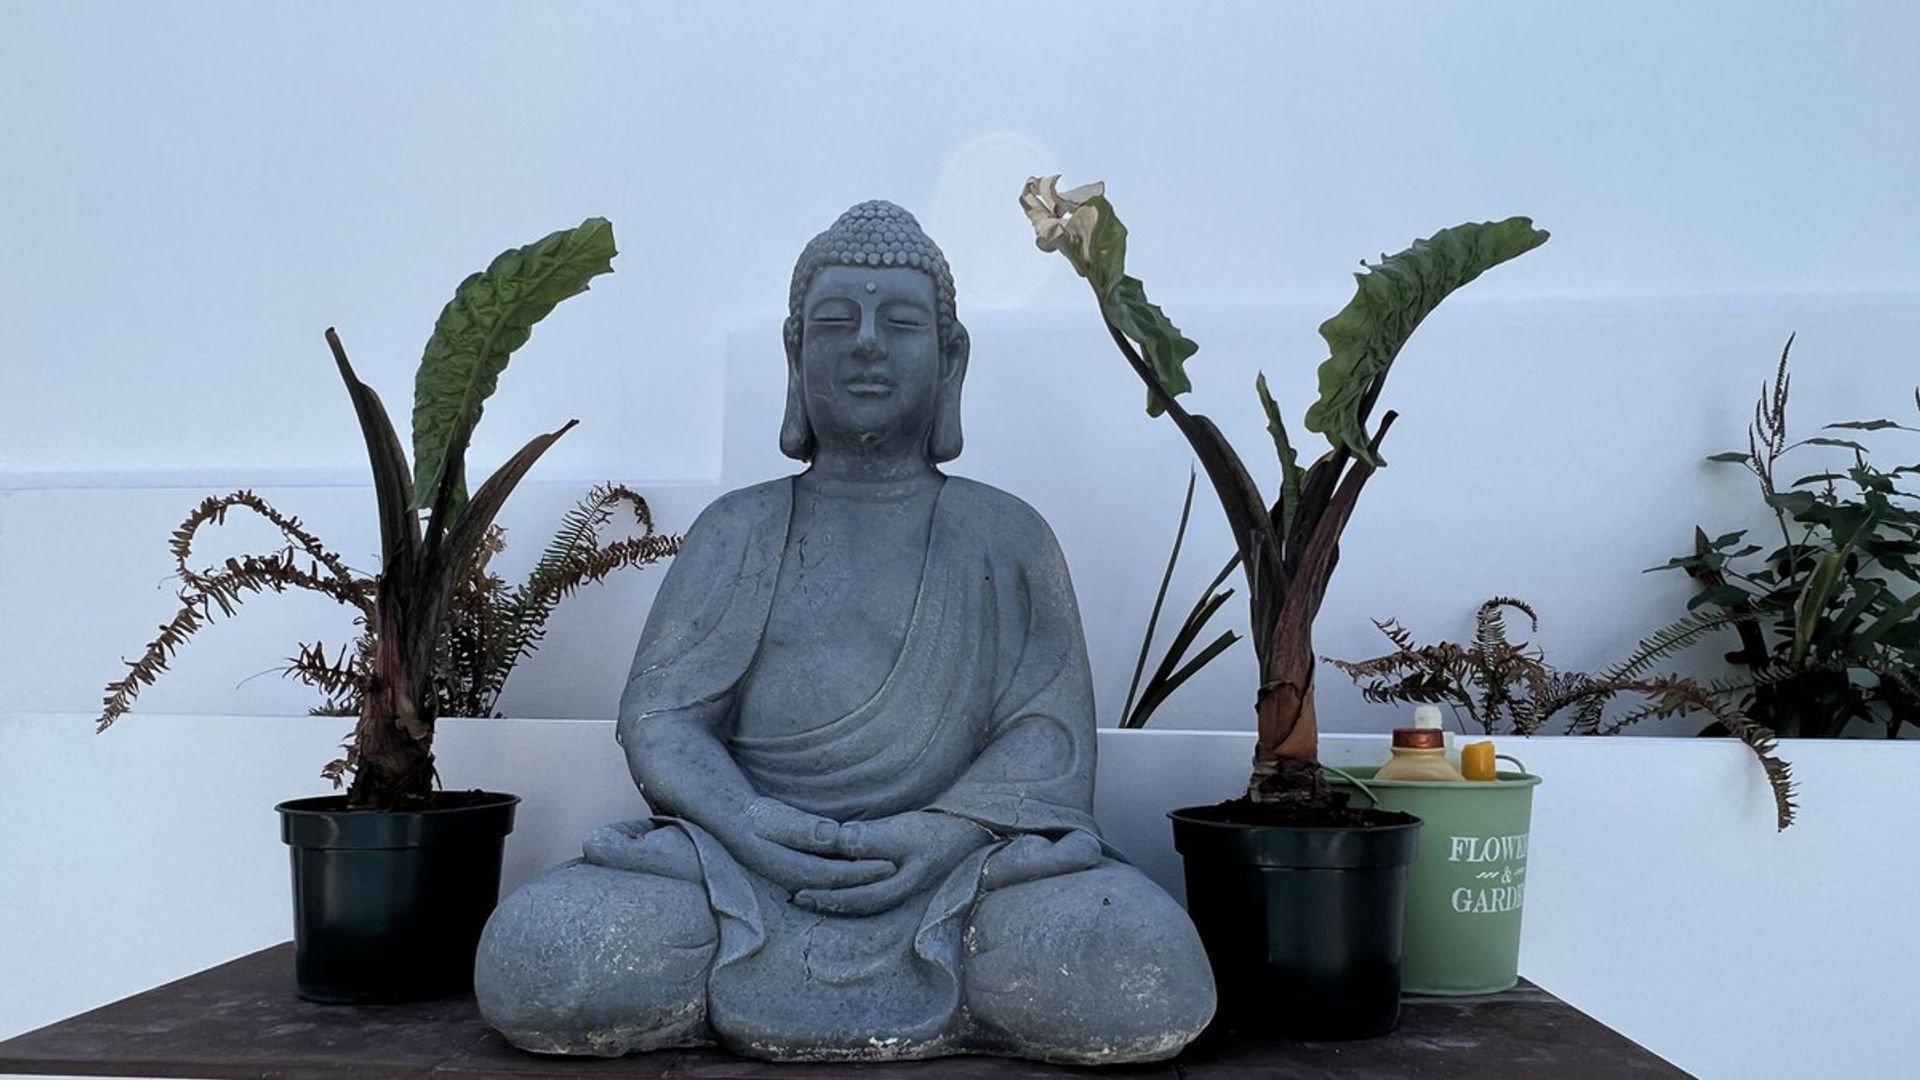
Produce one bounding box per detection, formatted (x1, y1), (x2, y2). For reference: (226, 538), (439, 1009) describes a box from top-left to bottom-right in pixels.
(1329, 759), (1541, 995)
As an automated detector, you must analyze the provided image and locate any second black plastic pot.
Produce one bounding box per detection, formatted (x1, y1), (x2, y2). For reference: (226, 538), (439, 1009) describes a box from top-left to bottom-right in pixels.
(276, 791), (519, 1004)
(1170, 806), (1422, 1040)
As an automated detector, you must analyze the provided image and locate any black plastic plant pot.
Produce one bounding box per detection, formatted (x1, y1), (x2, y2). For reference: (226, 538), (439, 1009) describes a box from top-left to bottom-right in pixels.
(1169, 806), (1422, 1041)
(276, 792), (519, 1004)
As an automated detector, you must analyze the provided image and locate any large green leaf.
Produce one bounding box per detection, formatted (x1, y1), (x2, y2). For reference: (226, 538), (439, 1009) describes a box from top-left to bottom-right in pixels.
(411, 217), (616, 521)
(1303, 217), (1548, 465)
(1080, 196), (1199, 417)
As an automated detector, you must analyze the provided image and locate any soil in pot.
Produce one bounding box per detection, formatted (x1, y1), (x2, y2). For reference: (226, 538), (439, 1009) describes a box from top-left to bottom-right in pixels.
(1178, 795), (1410, 830)
(1171, 798), (1421, 1041)
(277, 789), (519, 1004)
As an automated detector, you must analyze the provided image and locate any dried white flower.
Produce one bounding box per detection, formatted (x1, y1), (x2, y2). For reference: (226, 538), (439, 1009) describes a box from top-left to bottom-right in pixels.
(1020, 175), (1106, 269)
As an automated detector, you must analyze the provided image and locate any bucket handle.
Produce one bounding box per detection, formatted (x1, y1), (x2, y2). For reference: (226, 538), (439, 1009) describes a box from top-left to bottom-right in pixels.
(1328, 756), (1528, 801)
(1322, 763), (1382, 807)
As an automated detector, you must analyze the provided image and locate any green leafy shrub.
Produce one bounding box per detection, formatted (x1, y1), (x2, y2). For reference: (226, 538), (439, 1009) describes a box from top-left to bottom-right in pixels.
(1647, 336), (1920, 739)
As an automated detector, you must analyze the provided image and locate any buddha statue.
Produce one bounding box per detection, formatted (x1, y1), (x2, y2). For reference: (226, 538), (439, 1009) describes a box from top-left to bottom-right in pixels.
(473, 200), (1216, 1064)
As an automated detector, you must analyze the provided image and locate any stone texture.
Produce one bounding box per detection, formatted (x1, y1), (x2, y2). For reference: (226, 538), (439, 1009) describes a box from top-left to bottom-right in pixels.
(473, 201), (1215, 1063)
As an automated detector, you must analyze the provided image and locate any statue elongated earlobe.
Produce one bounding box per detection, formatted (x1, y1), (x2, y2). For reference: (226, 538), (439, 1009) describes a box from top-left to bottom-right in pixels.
(927, 324), (969, 464)
(779, 320), (815, 461)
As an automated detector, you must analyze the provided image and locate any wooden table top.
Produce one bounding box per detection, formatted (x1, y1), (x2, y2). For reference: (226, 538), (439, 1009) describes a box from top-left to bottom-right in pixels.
(0, 944), (1688, 1079)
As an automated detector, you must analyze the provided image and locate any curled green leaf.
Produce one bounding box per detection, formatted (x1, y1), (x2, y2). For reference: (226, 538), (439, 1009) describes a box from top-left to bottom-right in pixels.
(1067, 194), (1199, 417)
(1304, 217), (1549, 466)
(1101, 276), (1198, 416)
(411, 217), (617, 521)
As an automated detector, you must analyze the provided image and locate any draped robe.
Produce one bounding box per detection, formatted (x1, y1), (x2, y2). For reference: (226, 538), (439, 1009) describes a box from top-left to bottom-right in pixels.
(610, 474), (1115, 1057)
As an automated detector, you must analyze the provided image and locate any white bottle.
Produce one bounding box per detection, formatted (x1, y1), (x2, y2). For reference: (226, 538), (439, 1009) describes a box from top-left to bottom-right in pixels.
(1413, 704), (1458, 763)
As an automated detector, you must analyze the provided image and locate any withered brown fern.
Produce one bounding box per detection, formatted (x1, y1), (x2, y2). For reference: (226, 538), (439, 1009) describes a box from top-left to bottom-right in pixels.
(1330, 598), (1798, 829)
(99, 483), (682, 780)
(295, 484), (682, 724)
(99, 489), (374, 729)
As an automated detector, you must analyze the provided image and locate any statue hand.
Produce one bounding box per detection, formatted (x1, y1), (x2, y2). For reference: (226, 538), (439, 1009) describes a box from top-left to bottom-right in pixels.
(727, 797), (896, 895)
(793, 811), (992, 918)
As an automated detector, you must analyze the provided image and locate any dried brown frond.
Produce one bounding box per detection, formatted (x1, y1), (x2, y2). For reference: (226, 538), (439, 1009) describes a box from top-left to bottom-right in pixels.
(1375, 617), (1417, 654)
(1598, 675), (1797, 830)
(319, 483), (684, 721)
(99, 497), (374, 730)
(321, 742), (352, 788)
(171, 491), (370, 613)
(1470, 599), (1541, 734)
(432, 530), (515, 717)
(1328, 620), (1486, 732)
(482, 484), (683, 711)
(1331, 598), (1798, 828)
(103, 483), (683, 736)
(286, 639), (362, 697)
(1476, 597), (1539, 645)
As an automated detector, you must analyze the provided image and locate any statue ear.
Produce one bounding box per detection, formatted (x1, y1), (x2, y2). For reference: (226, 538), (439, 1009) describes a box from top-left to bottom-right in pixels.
(927, 323), (968, 464)
(779, 318), (815, 461)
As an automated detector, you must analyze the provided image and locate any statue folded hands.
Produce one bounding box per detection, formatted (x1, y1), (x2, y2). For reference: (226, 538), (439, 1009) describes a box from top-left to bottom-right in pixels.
(473, 201), (1216, 1064)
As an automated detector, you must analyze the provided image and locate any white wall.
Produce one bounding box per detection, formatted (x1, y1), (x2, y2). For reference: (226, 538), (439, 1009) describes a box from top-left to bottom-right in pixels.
(2, 2), (1916, 1074)
(4, 1), (1918, 732)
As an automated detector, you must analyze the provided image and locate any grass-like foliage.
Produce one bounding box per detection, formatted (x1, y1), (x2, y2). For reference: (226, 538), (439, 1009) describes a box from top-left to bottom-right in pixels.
(1331, 599), (1797, 829)
(1644, 336), (1920, 740)
(1118, 469), (1242, 729)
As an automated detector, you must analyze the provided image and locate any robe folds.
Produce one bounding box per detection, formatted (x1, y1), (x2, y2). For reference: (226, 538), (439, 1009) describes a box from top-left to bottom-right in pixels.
(612, 474), (1116, 1057)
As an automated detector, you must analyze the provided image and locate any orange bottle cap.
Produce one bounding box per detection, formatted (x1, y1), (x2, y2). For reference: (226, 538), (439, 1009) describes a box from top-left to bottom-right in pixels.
(1391, 727), (1446, 749)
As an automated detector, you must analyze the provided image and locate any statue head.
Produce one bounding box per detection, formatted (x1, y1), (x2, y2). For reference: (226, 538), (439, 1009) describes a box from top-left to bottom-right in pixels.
(782, 201), (970, 464)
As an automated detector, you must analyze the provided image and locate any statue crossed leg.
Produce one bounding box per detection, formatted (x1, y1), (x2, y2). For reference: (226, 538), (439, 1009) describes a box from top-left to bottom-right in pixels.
(478, 823), (1212, 1062)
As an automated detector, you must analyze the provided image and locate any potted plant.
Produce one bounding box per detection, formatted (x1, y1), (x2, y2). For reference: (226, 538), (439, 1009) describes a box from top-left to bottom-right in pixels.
(1645, 336), (1920, 739)
(1021, 176), (1547, 1037)
(97, 217), (622, 1003)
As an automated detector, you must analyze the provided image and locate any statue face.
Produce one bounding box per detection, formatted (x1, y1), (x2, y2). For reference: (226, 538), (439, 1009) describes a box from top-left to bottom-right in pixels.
(797, 265), (946, 460)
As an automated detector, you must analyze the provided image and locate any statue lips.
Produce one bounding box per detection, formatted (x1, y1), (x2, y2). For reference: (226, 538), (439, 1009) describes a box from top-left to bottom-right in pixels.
(844, 373), (895, 397)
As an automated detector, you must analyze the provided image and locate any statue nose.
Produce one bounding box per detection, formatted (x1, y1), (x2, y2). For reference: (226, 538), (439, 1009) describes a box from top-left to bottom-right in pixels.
(852, 324), (886, 359)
